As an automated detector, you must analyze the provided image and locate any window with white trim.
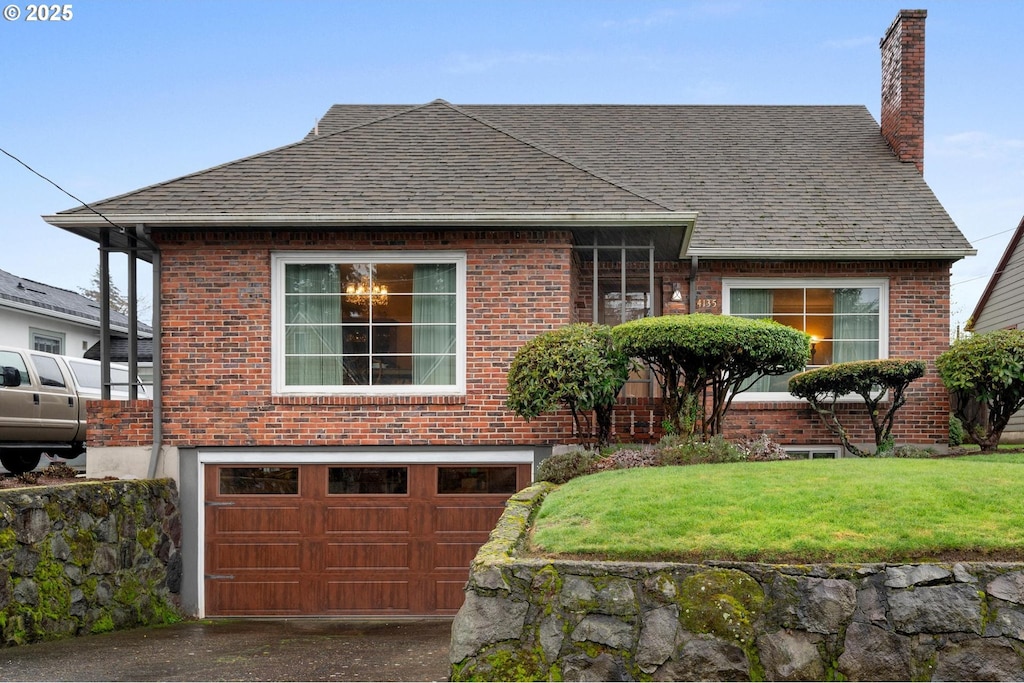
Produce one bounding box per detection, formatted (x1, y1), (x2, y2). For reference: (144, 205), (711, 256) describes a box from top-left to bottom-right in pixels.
(31, 329), (64, 355)
(723, 278), (888, 398)
(272, 252), (466, 394)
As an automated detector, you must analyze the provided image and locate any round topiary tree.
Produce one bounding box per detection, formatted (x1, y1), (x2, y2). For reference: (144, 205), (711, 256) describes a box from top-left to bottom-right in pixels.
(612, 314), (810, 437)
(788, 359), (926, 456)
(936, 329), (1024, 452)
(505, 323), (630, 445)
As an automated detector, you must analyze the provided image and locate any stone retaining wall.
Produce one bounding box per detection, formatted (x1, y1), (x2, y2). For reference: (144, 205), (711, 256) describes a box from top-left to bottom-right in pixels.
(450, 483), (1024, 681)
(1, 479), (182, 646)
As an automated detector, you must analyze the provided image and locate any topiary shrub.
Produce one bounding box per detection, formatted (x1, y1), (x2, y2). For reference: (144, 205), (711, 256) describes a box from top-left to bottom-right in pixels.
(612, 314), (809, 438)
(788, 359), (926, 456)
(937, 329), (1024, 452)
(506, 323), (630, 445)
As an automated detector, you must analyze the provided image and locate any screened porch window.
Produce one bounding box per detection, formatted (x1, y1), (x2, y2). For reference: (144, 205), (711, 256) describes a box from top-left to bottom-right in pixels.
(723, 279), (887, 396)
(273, 252), (465, 394)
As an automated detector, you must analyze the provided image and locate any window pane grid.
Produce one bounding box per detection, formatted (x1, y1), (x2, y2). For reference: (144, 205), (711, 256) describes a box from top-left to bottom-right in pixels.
(729, 284), (882, 391)
(282, 260), (459, 388)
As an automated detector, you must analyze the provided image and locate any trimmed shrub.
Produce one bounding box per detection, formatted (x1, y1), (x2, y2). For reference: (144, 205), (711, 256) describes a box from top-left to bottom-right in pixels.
(506, 323), (630, 445)
(613, 314), (809, 437)
(788, 359), (926, 456)
(937, 329), (1024, 452)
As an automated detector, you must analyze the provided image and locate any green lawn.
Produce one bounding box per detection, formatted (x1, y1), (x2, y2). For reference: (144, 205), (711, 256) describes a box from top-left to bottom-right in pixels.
(529, 454), (1024, 563)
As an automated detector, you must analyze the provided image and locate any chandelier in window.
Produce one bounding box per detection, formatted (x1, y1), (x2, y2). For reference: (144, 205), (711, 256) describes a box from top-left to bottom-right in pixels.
(345, 280), (389, 307)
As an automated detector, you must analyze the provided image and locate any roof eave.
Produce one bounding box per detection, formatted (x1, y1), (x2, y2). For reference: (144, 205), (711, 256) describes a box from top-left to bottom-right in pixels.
(44, 211), (698, 230)
(688, 248), (977, 261)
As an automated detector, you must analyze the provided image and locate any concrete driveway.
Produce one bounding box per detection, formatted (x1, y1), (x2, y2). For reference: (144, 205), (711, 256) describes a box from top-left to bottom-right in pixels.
(0, 619), (453, 682)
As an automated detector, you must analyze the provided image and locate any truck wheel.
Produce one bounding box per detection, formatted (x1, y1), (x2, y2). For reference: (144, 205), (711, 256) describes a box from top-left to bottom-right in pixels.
(1, 452), (41, 475)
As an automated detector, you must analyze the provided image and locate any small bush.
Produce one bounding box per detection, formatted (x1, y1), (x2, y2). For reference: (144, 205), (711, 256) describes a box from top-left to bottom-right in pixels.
(42, 462), (79, 479)
(656, 435), (744, 466)
(536, 449), (602, 484)
(949, 414), (965, 447)
(737, 434), (791, 461)
(593, 448), (659, 472)
(889, 445), (936, 459)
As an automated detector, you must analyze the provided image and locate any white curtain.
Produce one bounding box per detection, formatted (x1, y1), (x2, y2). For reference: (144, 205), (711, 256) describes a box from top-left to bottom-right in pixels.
(730, 289), (775, 391)
(285, 264), (343, 386)
(412, 264), (456, 385)
(833, 288), (879, 363)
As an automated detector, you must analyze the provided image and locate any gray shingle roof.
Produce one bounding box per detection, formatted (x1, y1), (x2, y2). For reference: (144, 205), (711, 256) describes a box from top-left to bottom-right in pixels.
(0, 267), (152, 335)
(49, 99), (974, 259)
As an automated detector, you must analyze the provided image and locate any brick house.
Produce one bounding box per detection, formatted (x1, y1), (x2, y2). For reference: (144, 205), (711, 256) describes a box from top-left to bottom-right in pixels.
(43, 10), (973, 617)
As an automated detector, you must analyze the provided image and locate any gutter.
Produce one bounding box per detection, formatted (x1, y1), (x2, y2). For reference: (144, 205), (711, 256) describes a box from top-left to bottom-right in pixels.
(43, 211), (699, 229)
(688, 248), (977, 260)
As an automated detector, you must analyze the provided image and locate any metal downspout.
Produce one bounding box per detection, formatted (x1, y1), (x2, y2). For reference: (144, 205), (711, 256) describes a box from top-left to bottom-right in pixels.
(688, 255), (698, 314)
(146, 240), (162, 479)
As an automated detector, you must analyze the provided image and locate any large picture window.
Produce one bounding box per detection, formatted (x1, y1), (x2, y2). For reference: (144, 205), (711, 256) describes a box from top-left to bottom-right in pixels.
(723, 278), (888, 397)
(273, 252), (466, 394)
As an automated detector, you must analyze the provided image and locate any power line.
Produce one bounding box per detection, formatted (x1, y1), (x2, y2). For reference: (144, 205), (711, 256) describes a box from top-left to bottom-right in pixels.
(0, 146), (125, 231)
(970, 227), (1017, 243)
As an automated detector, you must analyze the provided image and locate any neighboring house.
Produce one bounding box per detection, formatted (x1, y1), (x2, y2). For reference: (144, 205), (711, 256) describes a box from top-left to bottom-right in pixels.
(967, 214), (1024, 442)
(0, 266), (152, 364)
(43, 10), (974, 618)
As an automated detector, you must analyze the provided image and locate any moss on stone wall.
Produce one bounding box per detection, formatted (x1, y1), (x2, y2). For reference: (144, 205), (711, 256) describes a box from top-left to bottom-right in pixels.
(0, 479), (182, 647)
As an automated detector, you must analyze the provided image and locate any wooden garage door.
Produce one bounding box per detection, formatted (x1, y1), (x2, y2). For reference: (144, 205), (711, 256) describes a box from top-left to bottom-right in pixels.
(204, 462), (531, 616)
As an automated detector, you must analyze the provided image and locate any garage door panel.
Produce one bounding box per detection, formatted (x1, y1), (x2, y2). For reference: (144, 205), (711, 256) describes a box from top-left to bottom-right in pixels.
(325, 542), (410, 570)
(207, 579), (305, 615)
(326, 580), (410, 611)
(433, 505), (505, 533)
(213, 506), (304, 534)
(324, 505), (411, 533)
(211, 542), (303, 572)
(433, 541), (487, 571)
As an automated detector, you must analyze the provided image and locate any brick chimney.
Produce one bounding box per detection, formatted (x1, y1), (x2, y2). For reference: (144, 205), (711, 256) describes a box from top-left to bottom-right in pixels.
(880, 9), (926, 173)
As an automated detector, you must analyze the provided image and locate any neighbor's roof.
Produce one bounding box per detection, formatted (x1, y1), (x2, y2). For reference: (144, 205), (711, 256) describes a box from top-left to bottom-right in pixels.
(46, 99), (974, 261)
(0, 267), (152, 336)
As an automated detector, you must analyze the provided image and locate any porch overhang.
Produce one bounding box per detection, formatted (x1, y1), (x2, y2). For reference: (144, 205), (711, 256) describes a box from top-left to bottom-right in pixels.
(44, 210), (700, 263)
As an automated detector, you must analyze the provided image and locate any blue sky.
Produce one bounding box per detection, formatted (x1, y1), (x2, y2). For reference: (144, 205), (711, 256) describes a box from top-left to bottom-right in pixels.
(1, 0), (1021, 333)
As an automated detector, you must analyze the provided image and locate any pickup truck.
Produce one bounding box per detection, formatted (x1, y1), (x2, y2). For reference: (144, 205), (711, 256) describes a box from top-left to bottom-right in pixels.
(0, 346), (146, 474)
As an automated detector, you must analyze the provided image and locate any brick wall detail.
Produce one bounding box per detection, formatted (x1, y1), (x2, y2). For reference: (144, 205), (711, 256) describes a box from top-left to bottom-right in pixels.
(90, 229), (954, 451)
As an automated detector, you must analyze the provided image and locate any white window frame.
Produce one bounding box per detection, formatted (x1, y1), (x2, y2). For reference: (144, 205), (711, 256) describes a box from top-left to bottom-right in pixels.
(722, 277), (889, 402)
(30, 328), (64, 355)
(784, 446), (844, 460)
(271, 251), (467, 396)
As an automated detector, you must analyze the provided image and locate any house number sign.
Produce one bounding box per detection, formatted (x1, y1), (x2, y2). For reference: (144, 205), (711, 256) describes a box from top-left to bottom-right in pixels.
(695, 298), (718, 310)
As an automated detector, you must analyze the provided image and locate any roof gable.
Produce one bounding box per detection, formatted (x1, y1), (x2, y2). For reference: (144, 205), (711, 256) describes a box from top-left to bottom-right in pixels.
(59, 100), (668, 216)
